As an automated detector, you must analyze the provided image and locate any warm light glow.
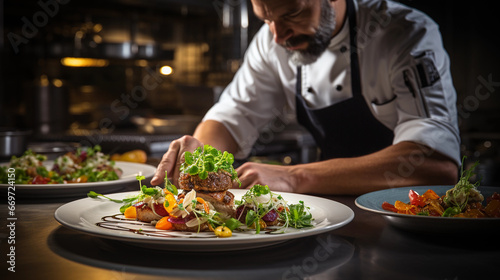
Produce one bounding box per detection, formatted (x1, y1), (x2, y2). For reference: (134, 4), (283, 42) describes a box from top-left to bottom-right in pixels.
(75, 31), (84, 39)
(93, 23), (103, 33)
(61, 57), (109, 67)
(93, 35), (102, 44)
(40, 75), (49, 87)
(52, 79), (63, 87)
(80, 85), (95, 93)
(135, 60), (148, 67)
(160, 65), (173, 75)
(201, 43), (209, 52)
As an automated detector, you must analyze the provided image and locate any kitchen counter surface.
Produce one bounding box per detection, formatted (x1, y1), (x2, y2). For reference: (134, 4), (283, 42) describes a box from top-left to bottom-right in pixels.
(1, 184), (499, 280)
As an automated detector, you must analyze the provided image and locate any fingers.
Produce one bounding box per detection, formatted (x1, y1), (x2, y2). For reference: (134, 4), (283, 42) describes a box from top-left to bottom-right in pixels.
(150, 135), (203, 186)
(235, 162), (259, 189)
(236, 162), (295, 192)
(150, 141), (180, 186)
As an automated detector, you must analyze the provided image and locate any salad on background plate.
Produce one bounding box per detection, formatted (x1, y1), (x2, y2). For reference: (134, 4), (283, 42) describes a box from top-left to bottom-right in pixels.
(0, 145), (121, 184)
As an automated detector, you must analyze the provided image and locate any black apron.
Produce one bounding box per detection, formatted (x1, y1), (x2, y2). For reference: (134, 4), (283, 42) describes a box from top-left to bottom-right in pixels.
(295, 0), (393, 160)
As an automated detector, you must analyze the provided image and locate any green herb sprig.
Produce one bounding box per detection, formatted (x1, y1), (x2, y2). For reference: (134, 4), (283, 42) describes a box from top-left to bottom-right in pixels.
(87, 190), (140, 213)
(87, 175), (164, 213)
(442, 156), (481, 217)
(180, 144), (241, 187)
(282, 201), (313, 229)
(164, 171), (178, 195)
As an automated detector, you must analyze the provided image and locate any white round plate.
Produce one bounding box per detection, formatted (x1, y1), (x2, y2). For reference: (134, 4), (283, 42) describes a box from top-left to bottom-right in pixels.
(355, 185), (500, 234)
(1, 161), (156, 198)
(54, 190), (354, 251)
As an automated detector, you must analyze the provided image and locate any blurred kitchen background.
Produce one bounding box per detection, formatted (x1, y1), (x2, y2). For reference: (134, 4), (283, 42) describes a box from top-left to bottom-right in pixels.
(1, 0), (499, 185)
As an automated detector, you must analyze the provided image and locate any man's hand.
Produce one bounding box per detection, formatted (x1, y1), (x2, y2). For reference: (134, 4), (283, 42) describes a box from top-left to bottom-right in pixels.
(236, 162), (301, 193)
(150, 135), (203, 187)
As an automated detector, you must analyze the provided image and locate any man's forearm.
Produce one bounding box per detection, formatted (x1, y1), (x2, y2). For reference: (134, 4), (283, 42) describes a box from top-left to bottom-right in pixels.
(193, 120), (239, 155)
(291, 141), (458, 195)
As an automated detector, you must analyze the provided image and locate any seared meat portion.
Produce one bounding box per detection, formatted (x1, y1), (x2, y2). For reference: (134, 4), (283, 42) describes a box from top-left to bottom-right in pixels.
(196, 190), (234, 204)
(135, 204), (162, 223)
(178, 170), (233, 192)
(134, 197), (168, 223)
(172, 221), (210, 232)
(197, 190), (236, 217)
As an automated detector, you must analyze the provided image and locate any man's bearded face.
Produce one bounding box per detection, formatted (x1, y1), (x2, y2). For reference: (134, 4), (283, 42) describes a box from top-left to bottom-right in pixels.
(285, 0), (336, 66)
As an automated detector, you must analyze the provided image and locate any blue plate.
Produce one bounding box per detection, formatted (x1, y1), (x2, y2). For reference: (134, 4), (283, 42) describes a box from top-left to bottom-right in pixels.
(355, 185), (500, 234)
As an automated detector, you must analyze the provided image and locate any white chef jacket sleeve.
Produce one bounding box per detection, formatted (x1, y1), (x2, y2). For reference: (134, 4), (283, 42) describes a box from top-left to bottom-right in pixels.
(388, 15), (461, 166)
(203, 26), (286, 159)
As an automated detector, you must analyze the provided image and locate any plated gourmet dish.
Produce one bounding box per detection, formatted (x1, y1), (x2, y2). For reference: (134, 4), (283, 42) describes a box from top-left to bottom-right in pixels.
(88, 145), (314, 237)
(0, 145), (122, 184)
(382, 159), (500, 218)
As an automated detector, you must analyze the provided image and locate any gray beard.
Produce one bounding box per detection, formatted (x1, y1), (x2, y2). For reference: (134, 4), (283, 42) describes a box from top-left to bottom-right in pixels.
(289, 51), (322, 66)
(288, 0), (336, 66)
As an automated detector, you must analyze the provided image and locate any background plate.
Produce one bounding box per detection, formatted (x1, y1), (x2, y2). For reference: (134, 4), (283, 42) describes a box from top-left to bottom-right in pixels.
(1, 161), (156, 198)
(54, 190), (354, 251)
(355, 185), (500, 234)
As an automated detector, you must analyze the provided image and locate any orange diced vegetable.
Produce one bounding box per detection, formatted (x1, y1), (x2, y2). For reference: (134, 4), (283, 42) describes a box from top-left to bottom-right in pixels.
(394, 200), (417, 214)
(422, 189), (440, 200)
(484, 199), (500, 217)
(124, 206), (137, 219)
(163, 193), (177, 214)
(394, 200), (412, 210)
(155, 216), (173, 230)
(76, 175), (88, 183)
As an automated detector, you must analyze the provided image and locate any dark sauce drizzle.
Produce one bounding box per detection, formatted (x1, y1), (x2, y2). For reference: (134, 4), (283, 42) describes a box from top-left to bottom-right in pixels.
(96, 214), (216, 239)
(95, 215), (292, 238)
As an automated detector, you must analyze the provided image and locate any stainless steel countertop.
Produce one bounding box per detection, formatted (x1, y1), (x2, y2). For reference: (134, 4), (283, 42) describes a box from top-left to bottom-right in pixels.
(1, 189), (499, 280)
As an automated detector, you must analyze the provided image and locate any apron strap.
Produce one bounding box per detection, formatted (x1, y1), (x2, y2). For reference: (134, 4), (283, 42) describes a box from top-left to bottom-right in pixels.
(346, 0), (362, 98)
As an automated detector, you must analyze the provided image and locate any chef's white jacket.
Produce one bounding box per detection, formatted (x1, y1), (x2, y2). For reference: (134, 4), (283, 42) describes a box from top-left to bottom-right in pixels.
(203, 0), (460, 165)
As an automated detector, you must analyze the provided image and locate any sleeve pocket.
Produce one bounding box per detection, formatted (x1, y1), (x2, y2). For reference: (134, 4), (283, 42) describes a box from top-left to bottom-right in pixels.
(370, 95), (398, 129)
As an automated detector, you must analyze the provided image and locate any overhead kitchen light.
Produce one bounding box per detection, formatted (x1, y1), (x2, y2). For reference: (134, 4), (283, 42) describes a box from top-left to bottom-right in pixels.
(160, 65), (173, 75)
(60, 57), (109, 67)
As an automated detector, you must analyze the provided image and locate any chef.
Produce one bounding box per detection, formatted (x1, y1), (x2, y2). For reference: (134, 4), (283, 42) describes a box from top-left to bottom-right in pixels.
(151, 0), (460, 195)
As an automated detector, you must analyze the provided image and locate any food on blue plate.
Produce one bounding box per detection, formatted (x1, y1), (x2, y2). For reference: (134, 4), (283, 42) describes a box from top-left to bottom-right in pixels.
(382, 158), (500, 218)
(0, 145), (121, 184)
